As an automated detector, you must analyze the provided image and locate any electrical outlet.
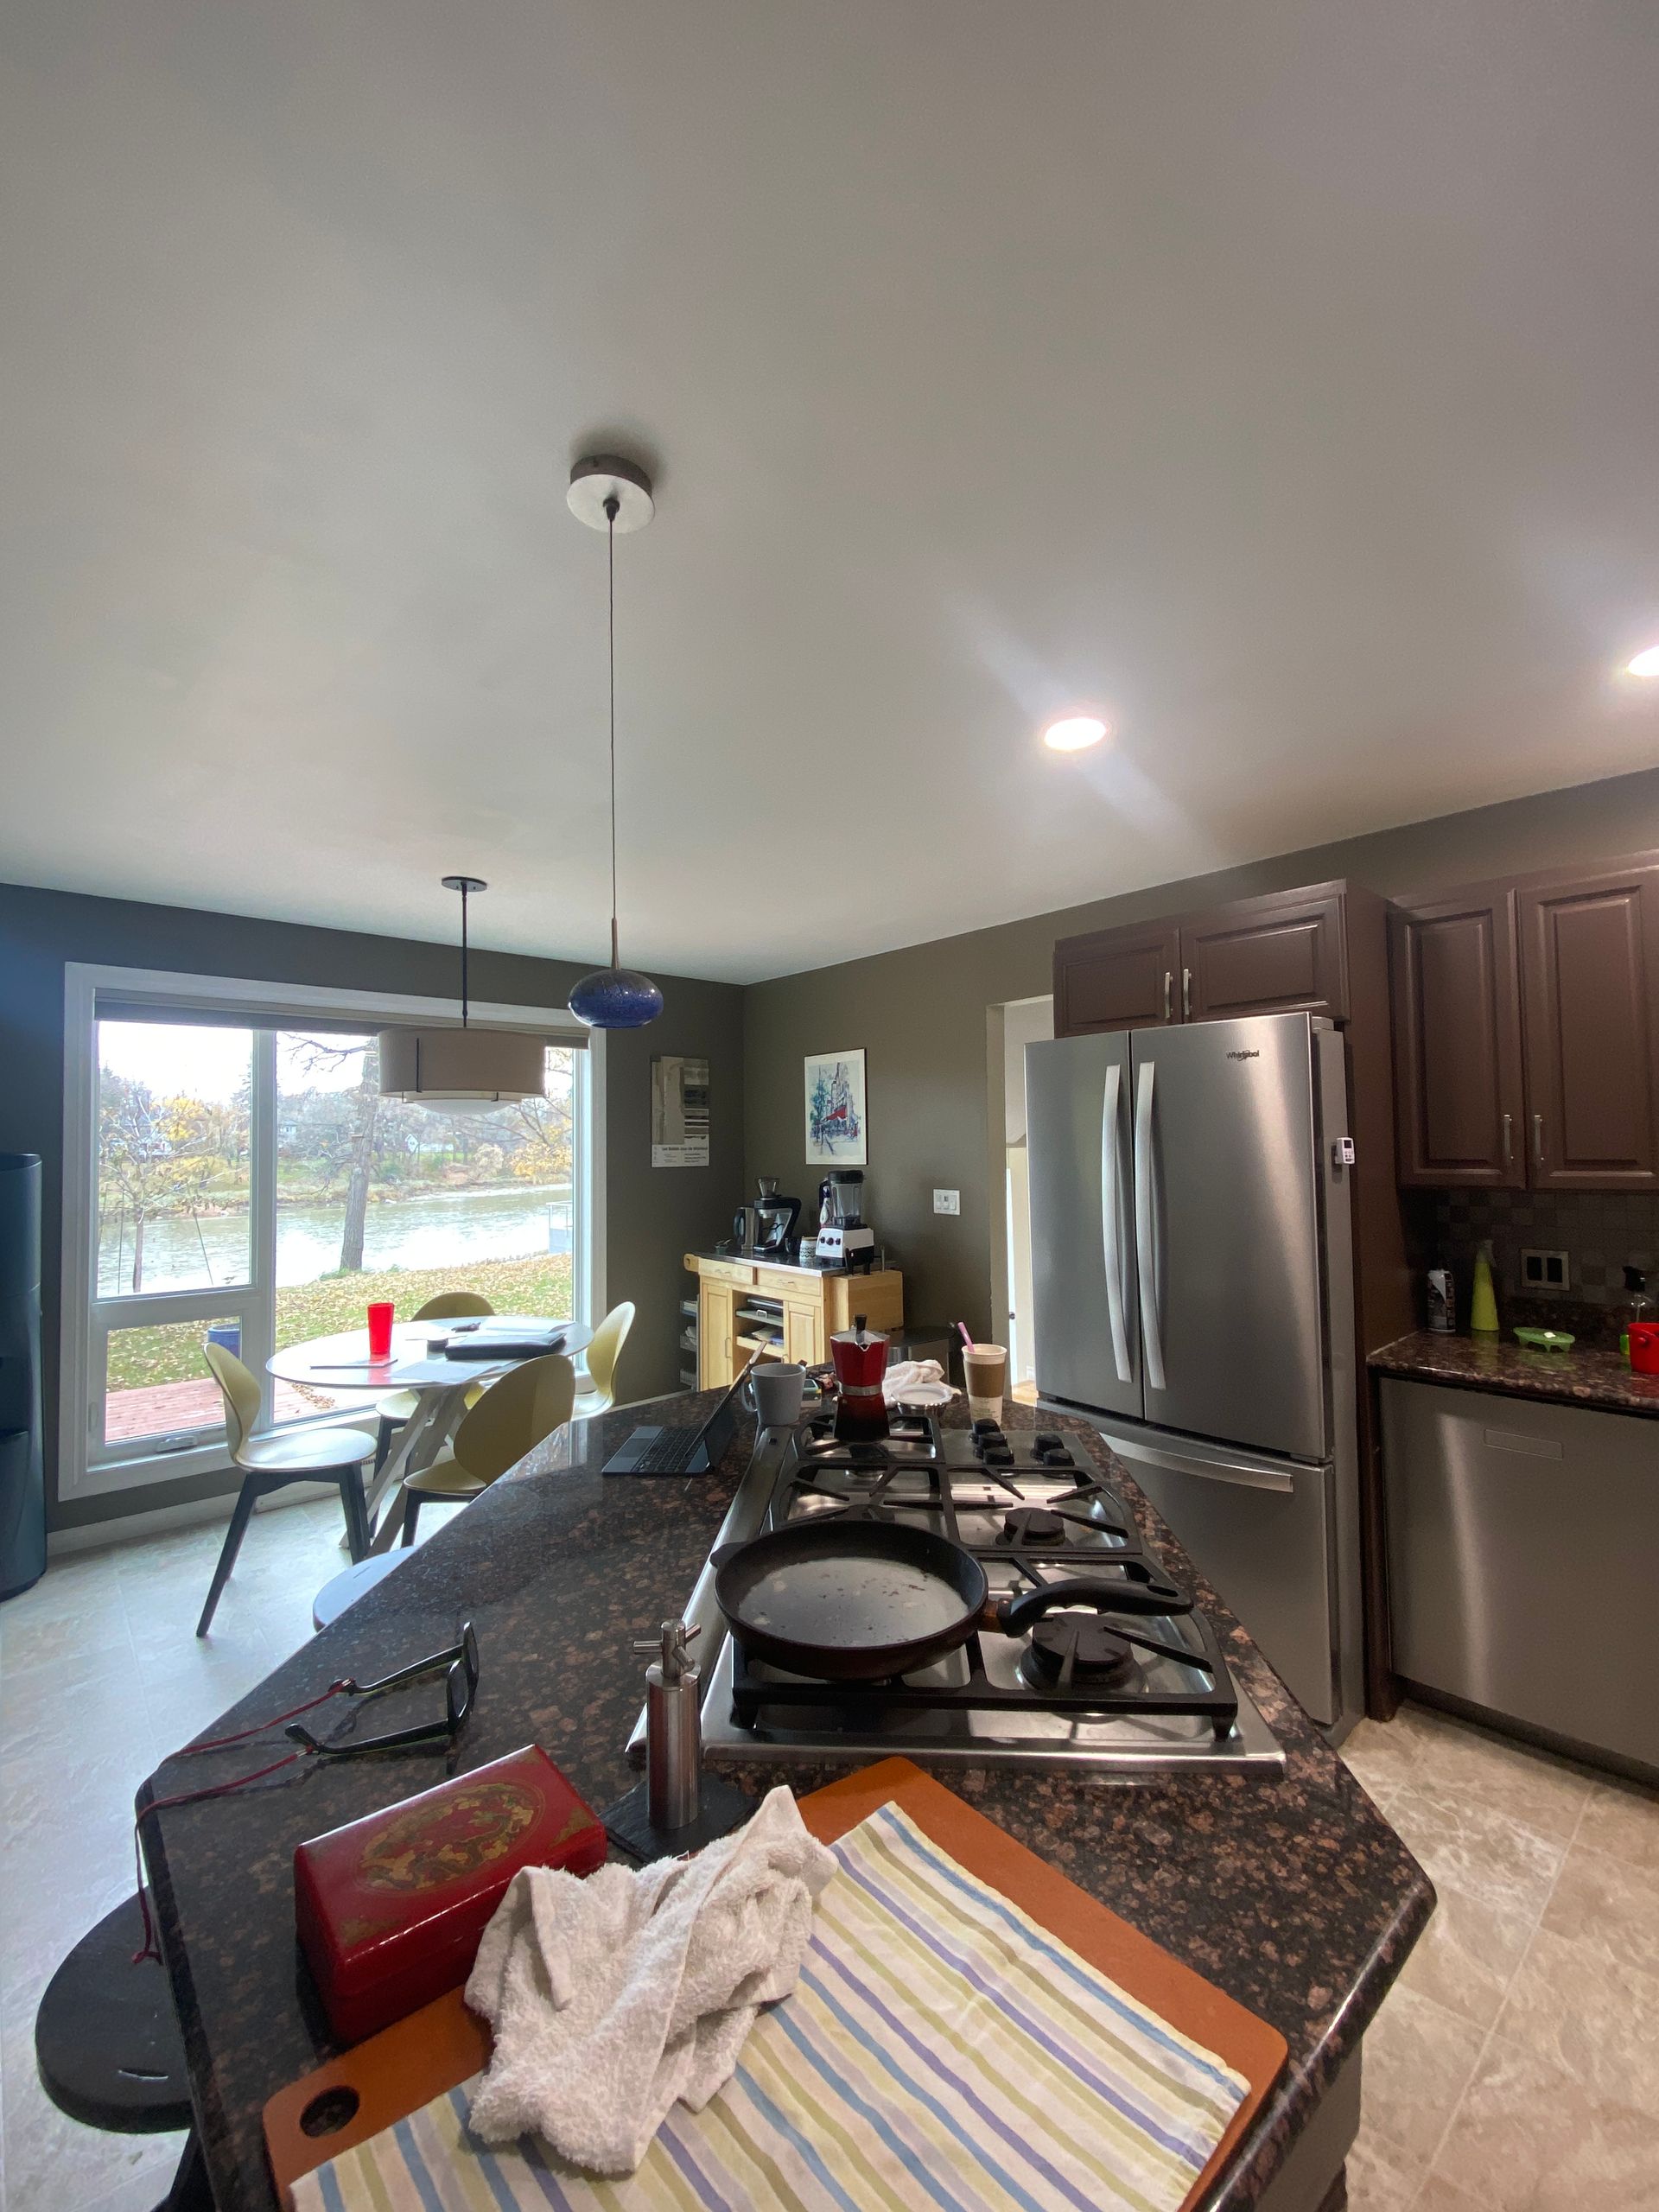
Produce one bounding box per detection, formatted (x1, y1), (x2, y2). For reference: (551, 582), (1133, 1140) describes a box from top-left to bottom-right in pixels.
(1521, 1248), (1570, 1289)
(933, 1188), (960, 1216)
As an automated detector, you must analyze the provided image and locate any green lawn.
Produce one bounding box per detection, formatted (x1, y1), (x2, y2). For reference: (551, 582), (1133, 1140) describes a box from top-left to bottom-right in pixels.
(106, 1253), (575, 1391)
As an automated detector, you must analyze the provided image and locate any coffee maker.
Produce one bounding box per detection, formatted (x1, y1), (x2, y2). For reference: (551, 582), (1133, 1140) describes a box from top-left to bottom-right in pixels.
(814, 1170), (875, 1271)
(752, 1178), (800, 1255)
(732, 1177), (801, 1256)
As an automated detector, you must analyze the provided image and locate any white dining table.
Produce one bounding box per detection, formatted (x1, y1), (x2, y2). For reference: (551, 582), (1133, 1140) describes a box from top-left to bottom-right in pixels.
(267, 1314), (594, 1552)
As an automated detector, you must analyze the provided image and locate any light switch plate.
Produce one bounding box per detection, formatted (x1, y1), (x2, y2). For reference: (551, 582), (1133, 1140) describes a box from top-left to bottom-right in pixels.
(1520, 1248), (1570, 1289)
(932, 1188), (960, 1216)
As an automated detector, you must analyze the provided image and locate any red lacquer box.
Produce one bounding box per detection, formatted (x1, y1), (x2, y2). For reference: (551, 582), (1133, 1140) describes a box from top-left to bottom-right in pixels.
(294, 1745), (607, 2043)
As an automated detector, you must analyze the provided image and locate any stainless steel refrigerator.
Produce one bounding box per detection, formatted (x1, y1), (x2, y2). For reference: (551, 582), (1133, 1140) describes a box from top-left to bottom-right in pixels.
(1025, 1013), (1362, 1729)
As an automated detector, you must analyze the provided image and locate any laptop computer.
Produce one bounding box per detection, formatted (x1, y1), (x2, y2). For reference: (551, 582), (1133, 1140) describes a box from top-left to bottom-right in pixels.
(601, 1356), (759, 1477)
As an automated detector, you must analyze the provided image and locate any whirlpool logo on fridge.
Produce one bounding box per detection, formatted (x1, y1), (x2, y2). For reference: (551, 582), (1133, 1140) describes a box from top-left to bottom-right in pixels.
(1226, 1048), (1261, 1062)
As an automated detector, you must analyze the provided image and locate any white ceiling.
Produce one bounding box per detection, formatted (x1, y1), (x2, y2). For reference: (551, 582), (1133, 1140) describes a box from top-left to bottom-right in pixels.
(3, 2), (1658, 984)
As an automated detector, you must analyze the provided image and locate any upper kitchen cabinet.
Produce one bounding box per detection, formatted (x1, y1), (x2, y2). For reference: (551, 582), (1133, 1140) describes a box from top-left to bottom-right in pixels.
(1053, 880), (1369, 1034)
(1518, 861), (1659, 1190)
(1390, 887), (1525, 1188)
(1180, 883), (1349, 1023)
(1053, 918), (1181, 1034)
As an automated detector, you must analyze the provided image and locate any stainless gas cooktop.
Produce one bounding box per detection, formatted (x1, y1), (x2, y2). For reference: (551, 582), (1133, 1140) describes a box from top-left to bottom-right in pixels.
(628, 1413), (1284, 1778)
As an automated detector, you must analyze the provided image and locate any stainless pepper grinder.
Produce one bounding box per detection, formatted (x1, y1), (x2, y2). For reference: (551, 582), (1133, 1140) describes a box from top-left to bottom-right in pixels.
(630, 1619), (702, 1831)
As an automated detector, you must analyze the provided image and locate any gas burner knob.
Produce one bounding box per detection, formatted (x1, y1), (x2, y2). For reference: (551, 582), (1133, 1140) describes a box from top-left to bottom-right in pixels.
(971, 1417), (1000, 1435)
(1033, 1432), (1064, 1451)
(983, 1446), (1015, 1468)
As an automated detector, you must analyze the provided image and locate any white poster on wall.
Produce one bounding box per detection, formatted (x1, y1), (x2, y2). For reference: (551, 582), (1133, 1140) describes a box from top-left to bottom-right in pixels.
(651, 1055), (710, 1167)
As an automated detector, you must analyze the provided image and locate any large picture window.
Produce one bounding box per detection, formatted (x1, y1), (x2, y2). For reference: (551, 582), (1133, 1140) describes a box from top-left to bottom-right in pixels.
(62, 968), (597, 1497)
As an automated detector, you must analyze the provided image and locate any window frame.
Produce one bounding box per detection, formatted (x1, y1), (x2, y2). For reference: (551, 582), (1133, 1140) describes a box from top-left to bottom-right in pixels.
(60, 963), (603, 1500)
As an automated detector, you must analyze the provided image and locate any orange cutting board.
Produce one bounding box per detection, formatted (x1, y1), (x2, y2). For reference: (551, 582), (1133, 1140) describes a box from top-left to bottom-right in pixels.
(265, 1757), (1287, 2209)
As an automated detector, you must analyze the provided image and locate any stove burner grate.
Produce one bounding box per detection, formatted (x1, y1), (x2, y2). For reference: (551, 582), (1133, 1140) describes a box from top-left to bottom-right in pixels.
(1020, 1614), (1137, 1691)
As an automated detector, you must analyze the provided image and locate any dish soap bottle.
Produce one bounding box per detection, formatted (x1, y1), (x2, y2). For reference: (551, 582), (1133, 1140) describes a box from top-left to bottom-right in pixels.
(1620, 1265), (1650, 1362)
(1470, 1240), (1500, 1337)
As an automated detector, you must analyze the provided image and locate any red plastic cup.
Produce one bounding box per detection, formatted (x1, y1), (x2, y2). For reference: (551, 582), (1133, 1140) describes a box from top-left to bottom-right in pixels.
(366, 1301), (394, 1360)
(1630, 1321), (1659, 1374)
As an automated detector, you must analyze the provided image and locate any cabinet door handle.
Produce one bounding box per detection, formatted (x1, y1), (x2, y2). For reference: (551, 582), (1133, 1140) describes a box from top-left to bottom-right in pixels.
(1181, 966), (1192, 1020)
(1501, 1112), (1513, 1165)
(1532, 1113), (1545, 1167)
(1162, 969), (1173, 1022)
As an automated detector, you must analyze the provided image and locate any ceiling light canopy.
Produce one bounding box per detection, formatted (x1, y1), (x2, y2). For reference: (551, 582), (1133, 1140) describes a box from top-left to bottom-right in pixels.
(1626, 645), (1659, 678)
(378, 876), (547, 1114)
(566, 454), (664, 1031)
(1041, 713), (1109, 753)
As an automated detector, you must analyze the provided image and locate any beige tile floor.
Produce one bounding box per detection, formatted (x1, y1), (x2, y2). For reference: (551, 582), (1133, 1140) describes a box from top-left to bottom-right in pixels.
(2, 1508), (1656, 2212)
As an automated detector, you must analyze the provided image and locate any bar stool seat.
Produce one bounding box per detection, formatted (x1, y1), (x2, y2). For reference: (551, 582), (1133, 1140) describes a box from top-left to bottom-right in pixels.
(35, 1893), (213, 2208)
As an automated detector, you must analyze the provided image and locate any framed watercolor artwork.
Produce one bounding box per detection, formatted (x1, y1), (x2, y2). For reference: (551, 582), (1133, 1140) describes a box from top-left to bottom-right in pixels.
(804, 1048), (868, 1166)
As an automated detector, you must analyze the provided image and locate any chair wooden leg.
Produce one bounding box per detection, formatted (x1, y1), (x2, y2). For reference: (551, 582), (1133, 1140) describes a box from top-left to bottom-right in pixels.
(400, 1491), (422, 1548)
(372, 1416), (400, 1479)
(339, 1464), (371, 1563)
(197, 1474), (262, 1637)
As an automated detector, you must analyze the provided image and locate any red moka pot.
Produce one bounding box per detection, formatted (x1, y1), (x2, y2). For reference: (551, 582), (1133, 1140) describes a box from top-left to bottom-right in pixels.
(830, 1316), (889, 1439)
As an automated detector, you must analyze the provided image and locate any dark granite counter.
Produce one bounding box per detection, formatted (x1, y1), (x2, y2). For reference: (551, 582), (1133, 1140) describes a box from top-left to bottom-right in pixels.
(1370, 1327), (1659, 1417)
(138, 1395), (1431, 2212)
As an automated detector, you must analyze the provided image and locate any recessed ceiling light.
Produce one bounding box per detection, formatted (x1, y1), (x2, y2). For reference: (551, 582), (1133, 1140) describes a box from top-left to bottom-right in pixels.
(1041, 714), (1109, 753)
(1627, 645), (1659, 678)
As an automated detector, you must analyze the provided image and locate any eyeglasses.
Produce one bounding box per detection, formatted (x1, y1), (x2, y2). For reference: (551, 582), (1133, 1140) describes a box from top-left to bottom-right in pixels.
(285, 1621), (480, 1757)
(133, 1621), (482, 1964)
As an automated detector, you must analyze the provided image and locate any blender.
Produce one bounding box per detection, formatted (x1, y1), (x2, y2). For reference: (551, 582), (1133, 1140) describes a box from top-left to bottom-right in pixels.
(814, 1171), (875, 1271)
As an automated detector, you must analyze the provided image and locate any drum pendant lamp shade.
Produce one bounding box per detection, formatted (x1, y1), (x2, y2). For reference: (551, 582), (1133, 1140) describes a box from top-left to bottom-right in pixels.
(378, 877), (546, 1110)
(566, 454), (662, 1031)
(378, 1026), (547, 1109)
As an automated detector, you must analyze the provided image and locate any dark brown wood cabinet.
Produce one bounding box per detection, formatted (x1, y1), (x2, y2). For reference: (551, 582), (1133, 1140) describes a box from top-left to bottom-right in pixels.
(1518, 861), (1659, 1190)
(1052, 918), (1179, 1034)
(1390, 889), (1525, 1188)
(1180, 883), (1349, 1023)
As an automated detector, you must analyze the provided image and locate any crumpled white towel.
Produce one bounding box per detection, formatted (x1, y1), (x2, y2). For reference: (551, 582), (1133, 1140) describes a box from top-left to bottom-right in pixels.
(465, 1784), (837, 2174)
(881, 1357), (950, 1402)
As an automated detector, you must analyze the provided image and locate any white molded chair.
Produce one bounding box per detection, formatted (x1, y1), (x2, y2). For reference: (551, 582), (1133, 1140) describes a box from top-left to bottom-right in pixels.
(198, 1344), (377, 1637)
(398, 1351), (575, 1547)
(572, 1300), (636, 1420)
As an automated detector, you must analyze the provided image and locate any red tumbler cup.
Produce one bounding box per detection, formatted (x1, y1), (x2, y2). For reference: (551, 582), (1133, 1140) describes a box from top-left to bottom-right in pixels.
(367, 1301), (394, 1360)
(1630, 1321), (1659, 1374)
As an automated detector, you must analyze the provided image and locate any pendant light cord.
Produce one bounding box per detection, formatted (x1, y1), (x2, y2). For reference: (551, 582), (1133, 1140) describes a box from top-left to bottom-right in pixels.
(459, 880), (470, 1027)
(607, 493), (620, 969)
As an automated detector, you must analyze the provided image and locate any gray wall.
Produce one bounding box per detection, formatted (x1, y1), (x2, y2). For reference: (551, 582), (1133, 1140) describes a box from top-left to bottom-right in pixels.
(744, 765), (1659, 1342)
(0, 881), (742, 1530)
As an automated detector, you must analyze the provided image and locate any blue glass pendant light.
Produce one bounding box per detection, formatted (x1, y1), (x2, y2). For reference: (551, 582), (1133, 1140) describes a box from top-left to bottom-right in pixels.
(567, 454), (664, 1031)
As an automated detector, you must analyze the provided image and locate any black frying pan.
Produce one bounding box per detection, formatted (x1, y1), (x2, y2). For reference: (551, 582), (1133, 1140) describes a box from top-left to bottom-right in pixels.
(712, 1518), (1185, 1681)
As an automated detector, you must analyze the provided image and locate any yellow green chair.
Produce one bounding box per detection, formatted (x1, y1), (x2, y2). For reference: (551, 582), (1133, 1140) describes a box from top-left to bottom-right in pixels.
(198, 1344), (378, 1637)
(372, 1291), (495, 1473)
(397, 1351), (575, 1546)
(572, 1300), (636, 1419)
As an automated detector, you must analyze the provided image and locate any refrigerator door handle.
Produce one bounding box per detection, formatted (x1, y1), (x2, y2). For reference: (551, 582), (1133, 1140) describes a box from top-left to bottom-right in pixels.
(1134, 1058), (1166, 1391)
(1106, 1431), (1296, 1494)
(1100, 1064), (1130, 1382)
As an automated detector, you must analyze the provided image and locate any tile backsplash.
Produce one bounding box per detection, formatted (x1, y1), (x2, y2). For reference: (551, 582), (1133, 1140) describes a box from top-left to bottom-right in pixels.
(1425, 1189), (1659, 1306)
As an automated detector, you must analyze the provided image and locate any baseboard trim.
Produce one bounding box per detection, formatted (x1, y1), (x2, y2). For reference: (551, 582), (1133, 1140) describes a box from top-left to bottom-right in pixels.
(47, 1483), (340, 1559)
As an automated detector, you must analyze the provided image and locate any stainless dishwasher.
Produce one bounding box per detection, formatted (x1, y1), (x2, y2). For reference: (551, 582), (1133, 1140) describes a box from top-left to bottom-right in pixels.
(1380, 1377), (1659, 1771)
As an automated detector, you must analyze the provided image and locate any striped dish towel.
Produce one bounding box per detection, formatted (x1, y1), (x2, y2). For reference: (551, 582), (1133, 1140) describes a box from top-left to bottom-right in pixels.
(294, 1802), (1249, 2212)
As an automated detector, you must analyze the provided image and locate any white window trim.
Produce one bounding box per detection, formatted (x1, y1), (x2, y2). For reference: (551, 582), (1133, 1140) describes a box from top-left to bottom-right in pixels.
(60, 962), (606, 1500)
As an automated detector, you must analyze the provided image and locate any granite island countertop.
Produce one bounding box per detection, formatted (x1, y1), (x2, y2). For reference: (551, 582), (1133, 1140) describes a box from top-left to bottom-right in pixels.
(1370, 1328), (1659, 1417)
(138, 1395), (1432, 2212)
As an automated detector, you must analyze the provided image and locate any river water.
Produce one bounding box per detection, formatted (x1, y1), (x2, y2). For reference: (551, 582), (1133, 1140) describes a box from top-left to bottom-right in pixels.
(97, 1183), (573, 1297)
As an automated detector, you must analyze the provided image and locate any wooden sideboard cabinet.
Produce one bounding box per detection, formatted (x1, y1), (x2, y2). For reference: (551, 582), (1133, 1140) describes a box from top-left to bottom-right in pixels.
(683, 1254), (904, 1389)
(1392, 856), (1659, 1192)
